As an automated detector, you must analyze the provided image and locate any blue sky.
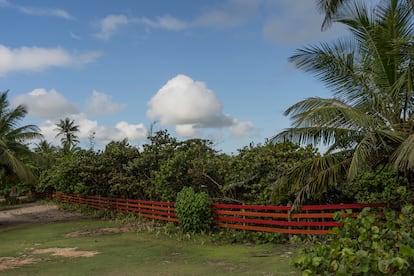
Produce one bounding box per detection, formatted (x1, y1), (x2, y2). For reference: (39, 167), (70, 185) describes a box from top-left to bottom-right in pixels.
(0, 0), (345, 153)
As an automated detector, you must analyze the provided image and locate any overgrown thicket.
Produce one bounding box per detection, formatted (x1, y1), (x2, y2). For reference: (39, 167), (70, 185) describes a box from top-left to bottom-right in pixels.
(35, 130), (321, 205)
(293, 206), (414, 275)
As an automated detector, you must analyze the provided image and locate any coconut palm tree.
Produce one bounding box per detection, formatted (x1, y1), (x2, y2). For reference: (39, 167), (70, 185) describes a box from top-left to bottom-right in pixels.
(34, 140), (57, 154)
(55, 118), (79, 152)
(273, 0), (414, 206)
(317, 0), (348, 30)
(0, 91), (43, 183)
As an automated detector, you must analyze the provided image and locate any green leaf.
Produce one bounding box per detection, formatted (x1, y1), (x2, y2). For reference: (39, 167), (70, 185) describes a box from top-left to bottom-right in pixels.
(311, 257), (322, 267)
(400, 245), (414, 258)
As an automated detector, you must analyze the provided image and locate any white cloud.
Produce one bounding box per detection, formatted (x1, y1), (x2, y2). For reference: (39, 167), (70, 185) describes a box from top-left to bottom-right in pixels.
(147, 74), (255, 139)
(0, 0), (10, 7)
(230, 121), (257, 138)
(93, 0), (261, 40)
(12, 88), (80, 119)
(175, 124), (200, 137)
(0, 1), (74, 20)
(106, 121), (148, 141)
(39, 116), (147, 148)
(86, 90), (126, 116)
(0, 44), (101, 75)
(140, 15), (187, 31)
(263, 0), (345, 46)
(95, 14), (129, 40)
(193, 0), (261, 28)
(17, 6), (75, 20)
(147, 74), (234, 127)
(76, 117), (147, 144)
(13, 88), (147, 148)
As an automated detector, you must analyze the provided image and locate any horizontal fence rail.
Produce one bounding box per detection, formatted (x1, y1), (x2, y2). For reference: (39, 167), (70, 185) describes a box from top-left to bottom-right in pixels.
(211, 202), (390, 235)
(54, 193), (178, 223)
(52, 192), (391, 235)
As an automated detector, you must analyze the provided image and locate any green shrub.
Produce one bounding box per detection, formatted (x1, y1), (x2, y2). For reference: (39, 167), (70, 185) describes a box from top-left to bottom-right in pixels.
(344, 167), (411, 204)
(292, 206), (414, 275)
(211, 229), (288, 245)
(175, 187), (212, 233)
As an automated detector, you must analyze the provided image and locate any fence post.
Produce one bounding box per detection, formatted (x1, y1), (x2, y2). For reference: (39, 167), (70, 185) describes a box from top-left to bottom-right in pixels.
(287, 208), (291, 238)
(168, 202), (171, 221)
(242, 203), (246, 233)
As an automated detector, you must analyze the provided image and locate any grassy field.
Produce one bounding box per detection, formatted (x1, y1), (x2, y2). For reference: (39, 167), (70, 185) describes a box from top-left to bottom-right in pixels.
(0, 219), (300, 275)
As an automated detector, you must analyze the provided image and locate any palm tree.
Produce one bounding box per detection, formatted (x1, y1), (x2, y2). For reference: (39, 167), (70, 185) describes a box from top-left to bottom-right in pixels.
(33, 140), (58, 170)
(273, 0), (414, 206)
(34, 140), (57, 154)
(317, 0), (414, 30)
(55, 118), (79, 152)
(0, 91), (43, 183)
(317, 0), (348, 30)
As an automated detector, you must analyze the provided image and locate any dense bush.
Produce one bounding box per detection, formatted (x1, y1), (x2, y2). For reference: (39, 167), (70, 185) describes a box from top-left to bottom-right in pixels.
(293, 206), (414, 275)
(343, 167), (411, 204)
(175, 187), (212, 233)
(36, 129), (318, 205)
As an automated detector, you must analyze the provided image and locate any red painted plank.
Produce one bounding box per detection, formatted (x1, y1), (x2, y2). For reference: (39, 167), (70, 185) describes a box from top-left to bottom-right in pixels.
(212, 203), (291, 211)
(214, 216), (341, 227)
(213, 210), (289, 218)
(215, 223), (332, 235)
(300, 203), (389, 211)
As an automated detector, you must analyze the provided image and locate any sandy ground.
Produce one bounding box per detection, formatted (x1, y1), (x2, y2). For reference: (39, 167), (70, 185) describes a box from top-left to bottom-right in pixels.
(0, 203), (87, 231)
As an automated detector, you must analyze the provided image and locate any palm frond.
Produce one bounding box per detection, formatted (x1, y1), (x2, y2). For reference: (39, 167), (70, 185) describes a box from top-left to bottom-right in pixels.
(316, 0), (348, 30)
(391, 133), (414, 170)
(275, 150), (352, 208)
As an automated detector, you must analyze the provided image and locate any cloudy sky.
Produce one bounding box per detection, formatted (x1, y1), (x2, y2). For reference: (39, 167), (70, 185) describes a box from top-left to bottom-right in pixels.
(1, 0), (346, 153)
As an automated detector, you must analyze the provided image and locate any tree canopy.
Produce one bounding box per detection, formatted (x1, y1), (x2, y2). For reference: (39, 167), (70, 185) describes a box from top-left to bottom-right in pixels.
(0, 91), (42, 189)
(273, 0), (414, 206)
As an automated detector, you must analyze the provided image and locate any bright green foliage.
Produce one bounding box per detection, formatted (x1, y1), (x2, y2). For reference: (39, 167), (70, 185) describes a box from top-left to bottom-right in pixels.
(221, 142), (316, 205)
(175, 187), (212, 233)
(293, 206), (414, 275)
(38, 140), (140, 197)
(153, 139), (223, 201)
(124, 130), (178, 200)
(36, 129), (321, 205)
(344, 167), (411, 204)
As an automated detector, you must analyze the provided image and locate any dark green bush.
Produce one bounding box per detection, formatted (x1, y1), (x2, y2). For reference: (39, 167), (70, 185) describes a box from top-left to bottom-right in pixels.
(344, 167), (411, 204)
(292, 206), (414, 275)
(211, 229), (288, 245)
(175, 187), (212, 233)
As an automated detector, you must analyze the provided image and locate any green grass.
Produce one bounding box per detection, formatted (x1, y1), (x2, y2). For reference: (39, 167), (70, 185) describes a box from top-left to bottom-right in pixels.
(0, 220), (300, 275)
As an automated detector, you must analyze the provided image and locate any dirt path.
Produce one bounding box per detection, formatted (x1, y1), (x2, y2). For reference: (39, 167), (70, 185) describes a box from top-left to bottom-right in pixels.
(0, 203), (87, 231)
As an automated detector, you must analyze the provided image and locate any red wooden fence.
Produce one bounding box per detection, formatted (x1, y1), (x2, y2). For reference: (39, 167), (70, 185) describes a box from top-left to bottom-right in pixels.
(53, 192), (390, 235)
(54, 193), (177, 223)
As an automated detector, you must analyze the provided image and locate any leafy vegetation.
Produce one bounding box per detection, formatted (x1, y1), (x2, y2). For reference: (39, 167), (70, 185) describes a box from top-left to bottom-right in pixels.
(34, 129), (319, 205)
(293, 206), (414, 275)
(272, 0), (414, 207)
(175, 187), (212, 233)
(0, 91), (42, 201)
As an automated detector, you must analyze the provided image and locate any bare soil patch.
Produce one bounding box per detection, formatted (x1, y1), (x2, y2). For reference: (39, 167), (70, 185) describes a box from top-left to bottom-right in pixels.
(32, 247), (99, 258)
(0, 256), (36, 271)
(0, 248), (99, 271)
(0, 203), (87, 231)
